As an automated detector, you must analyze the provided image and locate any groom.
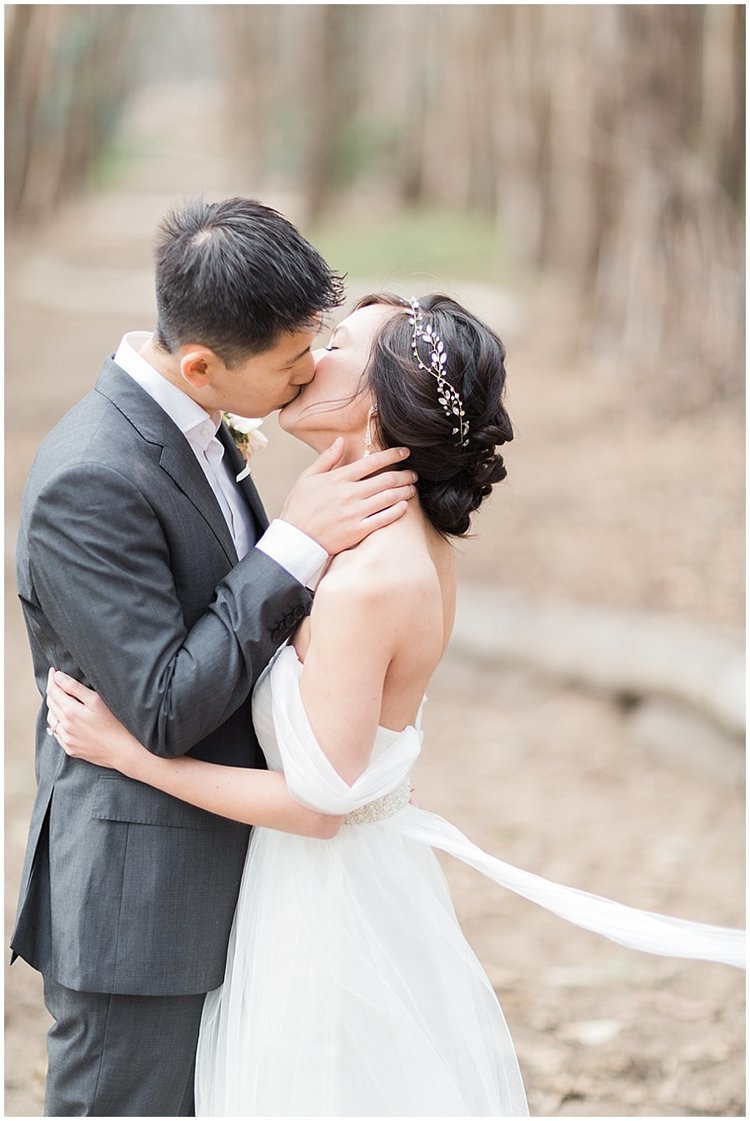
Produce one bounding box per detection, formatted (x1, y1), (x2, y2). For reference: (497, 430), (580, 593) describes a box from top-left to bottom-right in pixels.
(11, 197), (415, 1116)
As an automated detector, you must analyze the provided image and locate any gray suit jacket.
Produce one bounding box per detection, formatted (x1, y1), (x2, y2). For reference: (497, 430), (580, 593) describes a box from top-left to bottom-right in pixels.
(12, 357), (311, 995)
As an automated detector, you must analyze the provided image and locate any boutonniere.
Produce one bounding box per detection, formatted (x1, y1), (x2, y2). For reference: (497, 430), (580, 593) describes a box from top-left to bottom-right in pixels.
(222, 413), (269, 482)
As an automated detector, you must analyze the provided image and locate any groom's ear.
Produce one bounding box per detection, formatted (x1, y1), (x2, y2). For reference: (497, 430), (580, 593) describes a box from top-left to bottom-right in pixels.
(178, 345), (223, 390)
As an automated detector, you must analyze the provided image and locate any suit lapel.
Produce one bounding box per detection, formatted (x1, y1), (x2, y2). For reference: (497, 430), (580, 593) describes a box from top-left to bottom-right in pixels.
(158, 444), (238, 564)
(95, 358), (238, 565)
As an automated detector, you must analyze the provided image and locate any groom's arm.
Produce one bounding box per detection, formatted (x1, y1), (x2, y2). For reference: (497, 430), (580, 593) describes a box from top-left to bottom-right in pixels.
(25, 461), (307, 756)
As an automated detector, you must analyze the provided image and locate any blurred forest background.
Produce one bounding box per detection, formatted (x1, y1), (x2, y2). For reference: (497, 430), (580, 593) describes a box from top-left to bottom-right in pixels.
(6, 3), (745, 405)
(5, 4), (745, 1117)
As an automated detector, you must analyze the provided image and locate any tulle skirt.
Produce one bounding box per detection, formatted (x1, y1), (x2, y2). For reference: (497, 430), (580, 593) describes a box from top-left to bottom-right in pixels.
(195, 817), (528, 1116)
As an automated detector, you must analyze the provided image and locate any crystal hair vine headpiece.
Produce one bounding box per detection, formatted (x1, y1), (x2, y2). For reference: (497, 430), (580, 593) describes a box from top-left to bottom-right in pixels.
(408, 298), (469, 447)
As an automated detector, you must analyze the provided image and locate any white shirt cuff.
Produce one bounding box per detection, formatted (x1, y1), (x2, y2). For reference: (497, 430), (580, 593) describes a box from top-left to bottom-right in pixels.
(256, 519), (330, 589)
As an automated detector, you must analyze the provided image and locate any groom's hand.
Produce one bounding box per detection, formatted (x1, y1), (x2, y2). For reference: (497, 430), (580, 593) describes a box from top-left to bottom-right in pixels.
(280, 439), (417, 555)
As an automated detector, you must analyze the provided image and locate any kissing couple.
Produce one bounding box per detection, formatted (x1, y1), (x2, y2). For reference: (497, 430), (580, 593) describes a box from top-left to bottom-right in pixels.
(14, 197), (744, 1116)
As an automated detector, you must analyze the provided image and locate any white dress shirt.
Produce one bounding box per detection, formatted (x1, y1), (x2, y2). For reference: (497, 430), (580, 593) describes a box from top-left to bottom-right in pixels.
(114, 332), (328, 586)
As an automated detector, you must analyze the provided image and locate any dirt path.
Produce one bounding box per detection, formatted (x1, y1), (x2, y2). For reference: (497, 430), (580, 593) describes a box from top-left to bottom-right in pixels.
(5, 83), (744, 1116)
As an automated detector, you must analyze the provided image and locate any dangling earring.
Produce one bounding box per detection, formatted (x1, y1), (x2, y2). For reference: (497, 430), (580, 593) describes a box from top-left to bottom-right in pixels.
(363, 404), (377, 458)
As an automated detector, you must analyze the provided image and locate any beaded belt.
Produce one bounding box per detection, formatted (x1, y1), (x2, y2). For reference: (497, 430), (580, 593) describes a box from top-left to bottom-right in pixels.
(343, 780), (412, 825)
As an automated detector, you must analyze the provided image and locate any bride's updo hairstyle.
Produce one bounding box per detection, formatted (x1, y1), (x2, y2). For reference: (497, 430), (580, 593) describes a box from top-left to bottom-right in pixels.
(356, 293), (513, 538)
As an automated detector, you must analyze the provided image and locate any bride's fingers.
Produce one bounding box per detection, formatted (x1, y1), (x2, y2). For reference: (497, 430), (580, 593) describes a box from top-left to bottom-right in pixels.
(45, 695), (68, 735)
(45, 698), (68, 746)
(47, 676), (77, 709)
(52, 670), (96, 706)
(44, 692), (81, 755)
(47, 667), (87, 708)
(46, 678), (84, 725)
(45, 678), (65, 716)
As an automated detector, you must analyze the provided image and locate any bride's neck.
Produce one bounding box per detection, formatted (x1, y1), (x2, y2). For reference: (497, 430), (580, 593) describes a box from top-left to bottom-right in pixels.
(304, 433), (386, 469)
(339, 435), (372, 467)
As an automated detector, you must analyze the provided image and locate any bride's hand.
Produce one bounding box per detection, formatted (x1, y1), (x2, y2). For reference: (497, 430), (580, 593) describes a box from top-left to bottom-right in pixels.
(46, 669), (146, 775)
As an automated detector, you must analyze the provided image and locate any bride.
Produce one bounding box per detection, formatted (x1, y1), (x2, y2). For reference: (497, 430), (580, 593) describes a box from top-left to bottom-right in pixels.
(46, 293), (744, 1116)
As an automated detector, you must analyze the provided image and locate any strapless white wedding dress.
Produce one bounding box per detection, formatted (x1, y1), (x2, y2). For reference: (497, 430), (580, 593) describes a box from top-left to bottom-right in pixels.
(195, 645), (744, 1117)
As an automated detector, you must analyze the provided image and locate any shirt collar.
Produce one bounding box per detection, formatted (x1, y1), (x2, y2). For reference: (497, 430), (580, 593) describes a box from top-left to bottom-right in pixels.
(114, 332), (222, 442)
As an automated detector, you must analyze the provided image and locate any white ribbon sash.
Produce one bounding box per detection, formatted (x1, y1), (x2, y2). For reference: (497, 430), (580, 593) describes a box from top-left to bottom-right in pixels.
(271, 646), (745, 970)
(393, 805), (745, 969)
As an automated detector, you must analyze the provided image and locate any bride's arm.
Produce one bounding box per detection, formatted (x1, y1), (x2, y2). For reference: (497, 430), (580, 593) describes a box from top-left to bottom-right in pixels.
(45, 671), (341, 839)
(298, 573), (400, 785)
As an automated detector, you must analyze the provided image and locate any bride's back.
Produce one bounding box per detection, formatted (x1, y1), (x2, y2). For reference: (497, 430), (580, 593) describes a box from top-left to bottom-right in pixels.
(292, 501), (455, 733)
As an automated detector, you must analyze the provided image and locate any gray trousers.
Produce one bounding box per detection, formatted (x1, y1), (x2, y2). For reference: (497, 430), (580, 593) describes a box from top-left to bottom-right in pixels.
(43, 976), (207, 1116)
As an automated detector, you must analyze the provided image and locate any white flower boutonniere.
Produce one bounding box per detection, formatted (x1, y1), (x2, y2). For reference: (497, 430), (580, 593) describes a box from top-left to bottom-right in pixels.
(222, 413), (269, 482)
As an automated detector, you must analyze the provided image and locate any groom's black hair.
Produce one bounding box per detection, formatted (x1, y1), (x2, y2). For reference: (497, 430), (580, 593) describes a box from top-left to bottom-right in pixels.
(153, 197), (345, 366)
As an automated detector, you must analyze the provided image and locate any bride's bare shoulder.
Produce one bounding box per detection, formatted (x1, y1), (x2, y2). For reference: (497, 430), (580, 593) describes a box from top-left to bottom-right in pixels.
(307, 514), (454, 669)
(318, 513), (451, 606)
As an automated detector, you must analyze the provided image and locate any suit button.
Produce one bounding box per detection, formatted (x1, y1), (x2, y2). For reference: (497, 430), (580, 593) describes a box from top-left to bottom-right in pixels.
(293, 605), (305, 620)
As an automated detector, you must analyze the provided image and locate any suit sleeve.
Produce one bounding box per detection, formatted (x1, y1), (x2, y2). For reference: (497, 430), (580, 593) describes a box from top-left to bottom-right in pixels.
(26, 461), (310, 756)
